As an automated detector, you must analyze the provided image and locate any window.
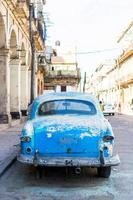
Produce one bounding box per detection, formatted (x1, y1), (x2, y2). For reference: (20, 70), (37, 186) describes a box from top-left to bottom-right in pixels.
(38, 99), (97, 116)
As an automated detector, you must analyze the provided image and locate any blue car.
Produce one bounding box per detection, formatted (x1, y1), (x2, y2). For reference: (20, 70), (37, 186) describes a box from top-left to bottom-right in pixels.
(18, 92), (120, 178)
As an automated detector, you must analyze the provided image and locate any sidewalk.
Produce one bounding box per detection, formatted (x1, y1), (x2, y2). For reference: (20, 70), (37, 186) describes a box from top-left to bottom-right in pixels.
(0, 121), (24, 176)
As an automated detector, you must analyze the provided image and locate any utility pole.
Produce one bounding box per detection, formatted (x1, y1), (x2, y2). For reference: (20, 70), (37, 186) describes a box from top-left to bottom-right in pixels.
(29, 0), (35, 104)
(83, 72), (86, 93)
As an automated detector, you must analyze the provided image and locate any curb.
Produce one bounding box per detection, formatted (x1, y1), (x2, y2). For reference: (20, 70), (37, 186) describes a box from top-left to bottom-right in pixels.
(0, 149), (18, 177)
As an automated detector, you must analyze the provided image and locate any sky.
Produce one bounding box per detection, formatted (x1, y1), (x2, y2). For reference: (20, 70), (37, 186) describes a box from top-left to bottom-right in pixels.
(44, 0), (133, 76)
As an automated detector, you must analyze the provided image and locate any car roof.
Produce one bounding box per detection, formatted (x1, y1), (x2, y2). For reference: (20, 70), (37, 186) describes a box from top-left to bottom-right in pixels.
(34, 92), (99, 104)
(29, 92), (103, 120)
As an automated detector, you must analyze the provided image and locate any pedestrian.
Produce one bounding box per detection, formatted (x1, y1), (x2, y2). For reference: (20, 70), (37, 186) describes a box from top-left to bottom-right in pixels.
(99, 101), (104, 112)
(118, 102), (121, 114)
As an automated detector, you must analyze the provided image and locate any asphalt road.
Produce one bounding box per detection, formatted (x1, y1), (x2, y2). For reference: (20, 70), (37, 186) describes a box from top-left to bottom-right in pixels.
(0, 114), (133, 200)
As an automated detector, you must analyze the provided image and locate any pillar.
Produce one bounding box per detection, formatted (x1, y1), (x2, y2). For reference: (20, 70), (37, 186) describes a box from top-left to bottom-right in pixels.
(35, 61), (38, 98)
(28, 70), (31, 104)
(20, 65), (28, 115)
(10, 59), (21, 119)
(0, 49), (11, 123)
(35, 73), (38, 97)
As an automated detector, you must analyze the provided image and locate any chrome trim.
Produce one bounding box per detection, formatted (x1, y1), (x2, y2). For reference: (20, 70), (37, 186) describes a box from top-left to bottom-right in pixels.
(17, 154), (120, 167)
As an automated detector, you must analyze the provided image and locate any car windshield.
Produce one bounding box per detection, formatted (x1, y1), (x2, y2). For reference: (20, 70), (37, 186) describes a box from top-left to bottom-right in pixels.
(38, 99), (97, 116)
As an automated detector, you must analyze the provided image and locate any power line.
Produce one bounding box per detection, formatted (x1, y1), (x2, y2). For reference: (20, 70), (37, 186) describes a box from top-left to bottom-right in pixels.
(62, 47), (120, 55)
(77, 48), (119, 54)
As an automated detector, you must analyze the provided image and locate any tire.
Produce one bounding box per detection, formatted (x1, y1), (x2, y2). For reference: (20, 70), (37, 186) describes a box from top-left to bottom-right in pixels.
(97, 166), (111, 178)
(35, 166), (42, 179)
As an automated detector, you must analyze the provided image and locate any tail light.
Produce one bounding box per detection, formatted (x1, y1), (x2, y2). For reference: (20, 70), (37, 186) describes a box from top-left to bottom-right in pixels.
(103, 135), (114, 142)
(20, 136), (31, 142)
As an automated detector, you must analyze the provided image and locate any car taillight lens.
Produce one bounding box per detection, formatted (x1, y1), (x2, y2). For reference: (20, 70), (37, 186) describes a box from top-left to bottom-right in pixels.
(103, 135), (114, 142)
(20, 136), (31, 142)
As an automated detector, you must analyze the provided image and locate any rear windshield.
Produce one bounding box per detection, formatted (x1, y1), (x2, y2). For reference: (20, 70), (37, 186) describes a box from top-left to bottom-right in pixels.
(38, 99), (97, 116)
(104, 104), (112, 108)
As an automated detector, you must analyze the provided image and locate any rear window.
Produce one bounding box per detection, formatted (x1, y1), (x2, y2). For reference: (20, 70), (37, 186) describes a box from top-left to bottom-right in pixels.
(104, 104), (112, 109)
(38, 99), (97, 116)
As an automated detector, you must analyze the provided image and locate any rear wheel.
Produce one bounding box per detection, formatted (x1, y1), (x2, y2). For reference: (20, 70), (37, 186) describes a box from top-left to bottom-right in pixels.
(35, 166), (42, 179)
(97, 166), (111, 178)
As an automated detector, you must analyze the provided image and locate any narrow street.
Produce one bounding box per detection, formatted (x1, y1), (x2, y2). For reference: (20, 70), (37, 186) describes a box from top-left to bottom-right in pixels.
(0, 0), (132, 199)
(0, 114), (133, 200)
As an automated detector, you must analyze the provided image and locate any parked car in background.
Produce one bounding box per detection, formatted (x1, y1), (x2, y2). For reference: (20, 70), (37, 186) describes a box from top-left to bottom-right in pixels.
(103, 104), (115, 116)
(18, 92), (120, 178)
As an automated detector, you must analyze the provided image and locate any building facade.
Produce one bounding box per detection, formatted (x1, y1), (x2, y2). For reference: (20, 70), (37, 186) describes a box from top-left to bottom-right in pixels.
(44, 54), (81, 92)
(87, 21), (133, 115)
(87, 61), (119, 105)
(0, 0), (46, 123)
(117, 21), (133, 114)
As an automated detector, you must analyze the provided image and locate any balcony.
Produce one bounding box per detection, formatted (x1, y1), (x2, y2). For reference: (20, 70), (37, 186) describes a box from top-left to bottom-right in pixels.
(45, 69), (81, 80)
(37, 20), (44, 42)
(119, 49), (133, 64)
(117, 72), (133, 87)
(15, 0), (29, 18)
(33, 21), (44, 50)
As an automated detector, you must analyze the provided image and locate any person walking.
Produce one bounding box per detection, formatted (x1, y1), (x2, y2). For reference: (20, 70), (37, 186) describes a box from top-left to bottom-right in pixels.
(99, 101), (104, 112)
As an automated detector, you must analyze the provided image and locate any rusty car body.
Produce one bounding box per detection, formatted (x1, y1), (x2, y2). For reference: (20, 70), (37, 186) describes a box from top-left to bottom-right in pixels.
(18, 92), (120, 178)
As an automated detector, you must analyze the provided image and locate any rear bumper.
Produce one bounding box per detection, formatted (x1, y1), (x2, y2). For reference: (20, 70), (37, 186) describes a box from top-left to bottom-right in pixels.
(17, 154), (120, 167)
(103, 111), (115, 115)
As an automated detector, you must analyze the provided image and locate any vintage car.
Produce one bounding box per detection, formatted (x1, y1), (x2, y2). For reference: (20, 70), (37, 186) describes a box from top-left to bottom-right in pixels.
(18, 92), (120, 178)
(103, 104), (115, 116)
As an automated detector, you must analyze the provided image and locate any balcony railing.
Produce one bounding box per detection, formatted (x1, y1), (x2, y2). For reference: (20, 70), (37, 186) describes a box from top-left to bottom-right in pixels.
(117, 72), (133, 85)
(46, 69), (81, 79)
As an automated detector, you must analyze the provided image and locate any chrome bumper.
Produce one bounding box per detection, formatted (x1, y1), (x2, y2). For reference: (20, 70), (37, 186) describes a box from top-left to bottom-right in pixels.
(17, 154), (120, 167)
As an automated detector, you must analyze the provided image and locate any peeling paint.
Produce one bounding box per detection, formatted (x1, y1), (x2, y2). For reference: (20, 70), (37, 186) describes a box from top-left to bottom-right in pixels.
(47, 127), (57, 132)
(33, 115), (107, 132)
(80, 132), (92, 139)
(47, 133), (52, 138)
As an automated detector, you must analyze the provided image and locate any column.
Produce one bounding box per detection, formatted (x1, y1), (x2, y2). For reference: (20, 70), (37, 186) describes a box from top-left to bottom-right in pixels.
(0, 49), (11, 123)
(28, 70), (31, 104)
(20, 65), (28, 115)
(34, 60), (38, 98)
(10, 59), (21, 119)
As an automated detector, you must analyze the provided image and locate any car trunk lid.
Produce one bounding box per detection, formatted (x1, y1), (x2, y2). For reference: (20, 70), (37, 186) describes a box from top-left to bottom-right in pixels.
(33, 115), (106, 157)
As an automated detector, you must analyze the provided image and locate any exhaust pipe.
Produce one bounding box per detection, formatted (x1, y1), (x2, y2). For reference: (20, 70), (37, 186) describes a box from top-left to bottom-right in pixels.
(75, 167), (81, 174)
(33, 150), (39, 167)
